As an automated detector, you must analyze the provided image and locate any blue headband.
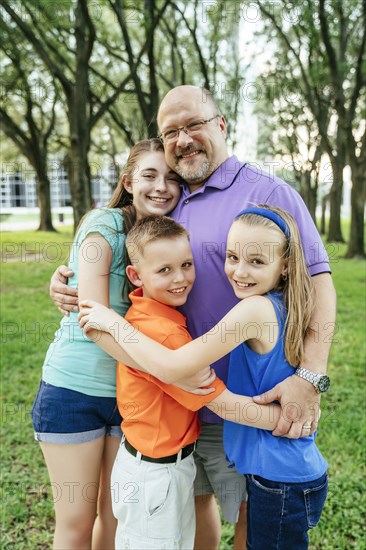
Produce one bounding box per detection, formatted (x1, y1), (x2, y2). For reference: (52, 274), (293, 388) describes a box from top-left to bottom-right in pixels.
(235, 207), (290, 239)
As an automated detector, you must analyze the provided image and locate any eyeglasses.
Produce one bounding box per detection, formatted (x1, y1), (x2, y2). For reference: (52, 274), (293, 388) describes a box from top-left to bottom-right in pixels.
(158, 115), (220, 144)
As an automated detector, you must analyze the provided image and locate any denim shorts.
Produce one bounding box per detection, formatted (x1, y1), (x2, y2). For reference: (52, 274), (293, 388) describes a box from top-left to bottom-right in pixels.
(246, 472), (328, 549)
(31, 380), (123, 444)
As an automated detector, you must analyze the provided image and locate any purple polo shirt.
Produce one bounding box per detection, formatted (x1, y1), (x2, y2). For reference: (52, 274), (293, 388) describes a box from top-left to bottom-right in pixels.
(171, 155), (330, 423)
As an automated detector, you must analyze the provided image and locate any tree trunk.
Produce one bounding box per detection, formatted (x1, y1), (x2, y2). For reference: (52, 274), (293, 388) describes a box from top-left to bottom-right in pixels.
(345, 158), (366, 258)
(27, 138), (56, 232)
(327, 156), (345, 242)
(66, 1), (94, 231)
(301, 172), (317, 225)
(64, 133), (92, 232)
(145, 0), (159, 138)
(320, 195), (328, 235)
(308, 185), (318, 226)
(37, 169), (56, 232)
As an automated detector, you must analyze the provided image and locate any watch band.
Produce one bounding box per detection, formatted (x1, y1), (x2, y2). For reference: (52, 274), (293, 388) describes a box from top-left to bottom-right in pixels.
(295, 367), (330, 393)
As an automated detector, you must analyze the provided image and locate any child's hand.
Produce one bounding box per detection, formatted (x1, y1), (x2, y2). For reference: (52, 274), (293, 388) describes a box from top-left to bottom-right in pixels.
(78, 300), (117, 334)
(175, 367), (217, 395)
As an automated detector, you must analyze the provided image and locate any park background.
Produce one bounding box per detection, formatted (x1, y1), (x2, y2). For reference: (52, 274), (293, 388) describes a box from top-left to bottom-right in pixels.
(1, 1), (365, 548)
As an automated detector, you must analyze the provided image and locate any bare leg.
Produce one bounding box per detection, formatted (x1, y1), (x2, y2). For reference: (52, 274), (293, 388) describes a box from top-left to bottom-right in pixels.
(40, 438), (104, 550)
(194, 494), (221, 550)
(234, 501), (247, 550)
(92, 436), (121, 549)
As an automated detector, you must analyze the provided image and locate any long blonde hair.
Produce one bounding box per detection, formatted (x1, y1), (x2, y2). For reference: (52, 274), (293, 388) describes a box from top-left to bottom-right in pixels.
(235, 205), (314, 366)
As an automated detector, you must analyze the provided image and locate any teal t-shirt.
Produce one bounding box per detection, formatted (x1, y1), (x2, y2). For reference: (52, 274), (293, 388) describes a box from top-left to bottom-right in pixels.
(42, 208), (130, 397)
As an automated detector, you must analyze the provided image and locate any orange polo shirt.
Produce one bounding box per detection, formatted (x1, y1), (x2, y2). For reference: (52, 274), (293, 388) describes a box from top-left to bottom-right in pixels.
(116, 288), (226, 458)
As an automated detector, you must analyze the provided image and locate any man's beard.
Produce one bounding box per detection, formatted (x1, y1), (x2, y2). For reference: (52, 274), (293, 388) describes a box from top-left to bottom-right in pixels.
(174, 157), (210, 184)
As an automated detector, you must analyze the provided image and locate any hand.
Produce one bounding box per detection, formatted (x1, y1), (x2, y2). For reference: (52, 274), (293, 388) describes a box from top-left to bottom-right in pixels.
(252, 375), (321, 438)
(50, 265), (78, 316)
(78, 299), (117, 334)
(175, 367), (217, 395)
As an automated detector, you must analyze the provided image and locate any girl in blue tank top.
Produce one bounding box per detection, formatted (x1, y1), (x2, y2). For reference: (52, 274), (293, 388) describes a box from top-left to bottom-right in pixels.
(79, 205), (329, 549)
(222, 206), (328, 550)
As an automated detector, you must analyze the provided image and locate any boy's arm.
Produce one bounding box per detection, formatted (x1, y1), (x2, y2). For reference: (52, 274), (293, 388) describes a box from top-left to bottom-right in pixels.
(208, 389), (282, 431)
(153, 376), (282, 431)
(150, 333), (281, 431)
(78, 296), (273, 383)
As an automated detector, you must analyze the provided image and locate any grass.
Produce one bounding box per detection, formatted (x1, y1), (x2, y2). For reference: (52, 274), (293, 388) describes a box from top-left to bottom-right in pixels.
(1, 212), (74, 224)
(1, 230), (365, 549)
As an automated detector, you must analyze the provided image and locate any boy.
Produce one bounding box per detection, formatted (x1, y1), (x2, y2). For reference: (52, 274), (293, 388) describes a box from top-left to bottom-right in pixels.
(110, 215), (280, 550)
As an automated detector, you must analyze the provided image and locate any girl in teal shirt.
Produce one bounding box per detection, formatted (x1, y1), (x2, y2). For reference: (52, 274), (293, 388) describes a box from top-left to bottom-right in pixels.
(31, 139), (182, 549)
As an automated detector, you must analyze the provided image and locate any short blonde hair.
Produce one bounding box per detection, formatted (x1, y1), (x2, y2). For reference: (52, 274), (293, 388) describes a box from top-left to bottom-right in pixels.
(125, 215), (189, 265)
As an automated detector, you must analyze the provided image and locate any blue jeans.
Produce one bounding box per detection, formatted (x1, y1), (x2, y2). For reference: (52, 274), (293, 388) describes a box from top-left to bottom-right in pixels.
(246, 472), (328, 550)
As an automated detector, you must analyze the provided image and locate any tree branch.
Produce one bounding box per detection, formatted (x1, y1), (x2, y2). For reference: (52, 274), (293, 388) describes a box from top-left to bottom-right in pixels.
(2, 1), (72, 93)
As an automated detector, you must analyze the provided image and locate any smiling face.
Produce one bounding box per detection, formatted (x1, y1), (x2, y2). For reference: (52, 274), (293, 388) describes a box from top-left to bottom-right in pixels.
(157, 86), (229, 190)
(127, 235), (195, 307)
(225, 220), (288, 299)
(123, 151), (181, 219)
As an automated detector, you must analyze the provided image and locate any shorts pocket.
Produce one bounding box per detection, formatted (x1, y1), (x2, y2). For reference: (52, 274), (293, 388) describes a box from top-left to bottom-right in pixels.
(250, 475), (284, 495)
(111, 455), (143, 535)
(145, 464), (171, 518)
(304, 474), (328, 528)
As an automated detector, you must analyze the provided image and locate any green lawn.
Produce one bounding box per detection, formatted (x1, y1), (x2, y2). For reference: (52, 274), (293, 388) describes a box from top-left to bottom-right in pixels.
(1, 230), (365, 549)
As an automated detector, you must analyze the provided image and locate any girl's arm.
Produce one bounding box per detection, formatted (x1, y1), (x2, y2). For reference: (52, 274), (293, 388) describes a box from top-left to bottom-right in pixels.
(78, 233), (112, 306)
(85, 329), (216, 389)
(78, 296), (275, 384)
(80, 298), (283, 430)
(78, 234), (146, 371)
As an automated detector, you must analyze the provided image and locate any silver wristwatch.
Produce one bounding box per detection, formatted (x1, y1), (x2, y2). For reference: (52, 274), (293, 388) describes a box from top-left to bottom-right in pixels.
(295, 367), (330, 393)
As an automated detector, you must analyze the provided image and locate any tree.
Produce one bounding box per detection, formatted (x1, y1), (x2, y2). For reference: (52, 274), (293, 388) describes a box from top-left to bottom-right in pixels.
(257, 0), (366, 252)
(2, 0), (244, 229)
(0, 22), (57, 231)
(106, 0), (243, 145)
(3, 0), (131, 230)
(255, 71), (327, 223)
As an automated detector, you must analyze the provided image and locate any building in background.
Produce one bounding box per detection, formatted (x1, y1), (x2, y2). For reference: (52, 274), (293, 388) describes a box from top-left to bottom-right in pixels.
(0, 161), (118, 212)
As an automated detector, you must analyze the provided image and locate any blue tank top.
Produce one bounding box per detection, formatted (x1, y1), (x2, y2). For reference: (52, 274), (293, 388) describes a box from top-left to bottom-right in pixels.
(224, 291), (327, 482)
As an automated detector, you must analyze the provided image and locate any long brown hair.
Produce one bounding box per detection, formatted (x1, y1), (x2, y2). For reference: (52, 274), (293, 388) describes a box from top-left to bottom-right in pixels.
(235, 205), (314, 367)
(108, 138), (166, 296)
(108, 138), (165, 235)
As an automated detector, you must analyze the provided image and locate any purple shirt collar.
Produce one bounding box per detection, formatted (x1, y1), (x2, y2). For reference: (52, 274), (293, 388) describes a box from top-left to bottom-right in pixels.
(180, 155), (245, 198)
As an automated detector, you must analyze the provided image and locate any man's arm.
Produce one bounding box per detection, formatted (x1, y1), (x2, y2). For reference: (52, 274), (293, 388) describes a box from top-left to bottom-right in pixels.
(253, 273), (336, 438)
(49, 265), (78, 315)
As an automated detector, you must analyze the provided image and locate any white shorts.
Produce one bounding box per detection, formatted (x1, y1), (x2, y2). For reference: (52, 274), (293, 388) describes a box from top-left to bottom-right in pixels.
(111, 441), (197, 549)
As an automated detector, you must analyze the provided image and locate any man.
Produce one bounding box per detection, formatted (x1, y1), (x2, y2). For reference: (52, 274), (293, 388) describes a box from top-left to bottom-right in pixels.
(51, 85), (336, 549)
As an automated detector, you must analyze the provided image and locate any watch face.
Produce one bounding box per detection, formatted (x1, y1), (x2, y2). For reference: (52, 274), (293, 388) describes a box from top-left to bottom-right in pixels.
(318, 376), (330, 392)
